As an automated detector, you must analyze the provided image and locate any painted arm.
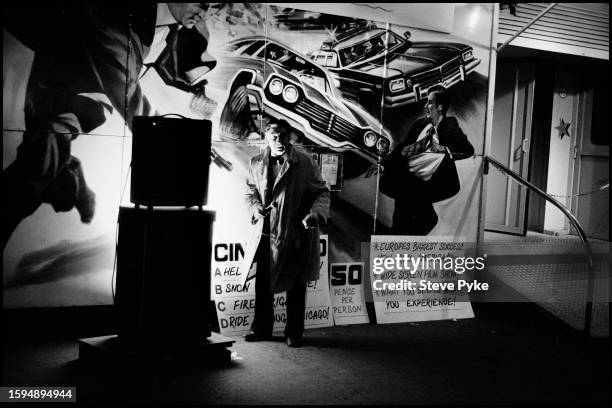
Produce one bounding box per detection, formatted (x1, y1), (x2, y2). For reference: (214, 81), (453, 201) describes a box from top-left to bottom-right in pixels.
(439, 117), (474, 160)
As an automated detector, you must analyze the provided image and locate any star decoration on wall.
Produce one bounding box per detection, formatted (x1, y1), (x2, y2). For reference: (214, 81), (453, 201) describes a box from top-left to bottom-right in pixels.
(555, 118), (571, 140)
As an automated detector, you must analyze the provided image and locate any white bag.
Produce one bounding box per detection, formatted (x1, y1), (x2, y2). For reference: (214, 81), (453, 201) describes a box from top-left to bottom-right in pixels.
(407, 124), (445, 181)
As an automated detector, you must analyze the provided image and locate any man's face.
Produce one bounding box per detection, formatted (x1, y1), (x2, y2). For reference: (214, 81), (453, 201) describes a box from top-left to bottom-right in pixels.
(265, 124), (290, 157)
(169, 3), (208, 28)
(424, 92), (442, 123)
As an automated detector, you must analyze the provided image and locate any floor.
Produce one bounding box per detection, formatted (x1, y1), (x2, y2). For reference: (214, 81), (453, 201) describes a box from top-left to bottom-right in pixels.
(483, 230), (610, 337)
(3, 303), (609, 405)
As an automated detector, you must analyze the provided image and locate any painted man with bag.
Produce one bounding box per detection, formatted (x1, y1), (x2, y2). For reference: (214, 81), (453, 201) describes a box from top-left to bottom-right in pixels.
(380, 85), (474, 235)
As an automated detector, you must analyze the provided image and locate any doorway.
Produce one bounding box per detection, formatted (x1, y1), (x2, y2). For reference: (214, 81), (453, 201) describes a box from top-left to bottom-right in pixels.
(486, 61), (535, 235)
(570, 70), (609, 241)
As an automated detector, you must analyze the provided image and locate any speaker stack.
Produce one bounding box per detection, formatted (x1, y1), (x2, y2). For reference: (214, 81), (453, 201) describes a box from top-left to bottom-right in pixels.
(115, 116), (214, 344)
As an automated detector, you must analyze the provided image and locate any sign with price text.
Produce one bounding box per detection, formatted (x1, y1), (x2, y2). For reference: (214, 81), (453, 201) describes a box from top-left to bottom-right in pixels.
(330, 262), (370, 325)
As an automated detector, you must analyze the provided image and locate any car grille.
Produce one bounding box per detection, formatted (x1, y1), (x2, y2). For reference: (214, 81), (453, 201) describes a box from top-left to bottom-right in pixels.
(441, 57), (461, 79)
(412, 57), (462, 89)
(295, 99), (363, 142)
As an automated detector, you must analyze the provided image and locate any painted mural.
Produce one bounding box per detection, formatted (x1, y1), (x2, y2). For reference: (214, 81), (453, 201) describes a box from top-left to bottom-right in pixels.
(3, 3), (493, 308)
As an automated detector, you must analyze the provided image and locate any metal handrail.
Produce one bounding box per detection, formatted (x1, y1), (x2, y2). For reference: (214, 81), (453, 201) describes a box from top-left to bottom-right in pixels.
(485, 156), (595, 337)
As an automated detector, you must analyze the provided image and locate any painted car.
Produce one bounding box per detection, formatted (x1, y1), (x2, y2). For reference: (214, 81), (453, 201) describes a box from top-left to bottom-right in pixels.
(309, 23), (481, 110)
(203, 35), (393, 163)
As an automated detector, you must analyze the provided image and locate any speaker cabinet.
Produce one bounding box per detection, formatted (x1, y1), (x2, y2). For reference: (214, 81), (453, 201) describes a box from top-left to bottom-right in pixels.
(116, 207), (215, 343)
(130, 116), (211, 207)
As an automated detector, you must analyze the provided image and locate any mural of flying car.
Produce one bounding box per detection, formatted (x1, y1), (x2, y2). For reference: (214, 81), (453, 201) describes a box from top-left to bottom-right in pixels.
(309, 23), (481, 110)
(205, 36), (393, 162)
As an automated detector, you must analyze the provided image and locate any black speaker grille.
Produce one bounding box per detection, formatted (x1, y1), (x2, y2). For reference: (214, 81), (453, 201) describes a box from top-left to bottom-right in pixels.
(131, 116), (211, 207)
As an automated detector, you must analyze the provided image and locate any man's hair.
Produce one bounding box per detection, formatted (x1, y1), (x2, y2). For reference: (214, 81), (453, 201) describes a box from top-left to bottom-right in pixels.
(265, 118), (292, 135)
(428, 85), (450, 115)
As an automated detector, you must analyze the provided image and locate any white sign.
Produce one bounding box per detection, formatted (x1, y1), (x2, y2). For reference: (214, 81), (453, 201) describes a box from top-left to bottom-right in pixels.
(370, 236), (475, 324)
(212, 240), (256, 335)
(214, 236), (332, 336)
(330, 262), (370, 325)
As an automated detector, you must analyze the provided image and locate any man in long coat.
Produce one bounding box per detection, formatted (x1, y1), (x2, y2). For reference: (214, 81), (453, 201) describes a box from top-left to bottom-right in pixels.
(244, 119), (330, 347)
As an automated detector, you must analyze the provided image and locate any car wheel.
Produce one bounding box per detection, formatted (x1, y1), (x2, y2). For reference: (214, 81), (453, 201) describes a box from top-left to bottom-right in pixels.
(219, 85), (258, 141)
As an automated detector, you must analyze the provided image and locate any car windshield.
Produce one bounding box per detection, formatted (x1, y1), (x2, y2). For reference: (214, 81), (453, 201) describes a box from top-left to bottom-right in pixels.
(339, 31), (401, 66)
(258, 42), (332, 94)
(313, 51), (339, 68)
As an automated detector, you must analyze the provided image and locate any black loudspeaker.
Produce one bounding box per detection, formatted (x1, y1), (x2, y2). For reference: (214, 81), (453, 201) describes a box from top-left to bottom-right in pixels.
(115, 207), (215, 343)
(130, 116), (211, 207)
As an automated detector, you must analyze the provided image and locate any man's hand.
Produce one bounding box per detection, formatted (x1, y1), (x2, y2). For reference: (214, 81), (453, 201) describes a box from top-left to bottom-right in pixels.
(429, 142), (448, 154)
(401, 139), (430, 157)
(254, 205), (272, 221)
(302, 212), (319, 229)
(253, 202), (278, 222)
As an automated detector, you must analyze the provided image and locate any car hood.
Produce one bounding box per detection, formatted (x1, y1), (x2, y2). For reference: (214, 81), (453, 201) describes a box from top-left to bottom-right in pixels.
(302, 78), (388, 137)
(350, 42), (471, 77)
(340, 98), (393, 142)
(382, 56), (435, 77)
(350, 55), (436, 78)
(265, 63), (388, 135)
(402, 41), (470, 61)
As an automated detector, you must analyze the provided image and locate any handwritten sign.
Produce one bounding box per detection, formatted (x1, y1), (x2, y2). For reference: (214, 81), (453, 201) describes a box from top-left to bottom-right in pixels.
(213, 236), (332, 336)
(274, 235), (333, 332)
(370, 236), (474, 324)
(330, 262), (370, 325)
(212, 241), (256, 335)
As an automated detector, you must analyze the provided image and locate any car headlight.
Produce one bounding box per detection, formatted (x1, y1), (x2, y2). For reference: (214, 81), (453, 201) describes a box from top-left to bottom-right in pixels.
(269, 78), (284, 95)
(363, 131), (377, 147)
(389, 78), (406, 93)
(376, 137), (390, 153)
(282, 85), (299, 103)
(462, 50), (473, 62)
